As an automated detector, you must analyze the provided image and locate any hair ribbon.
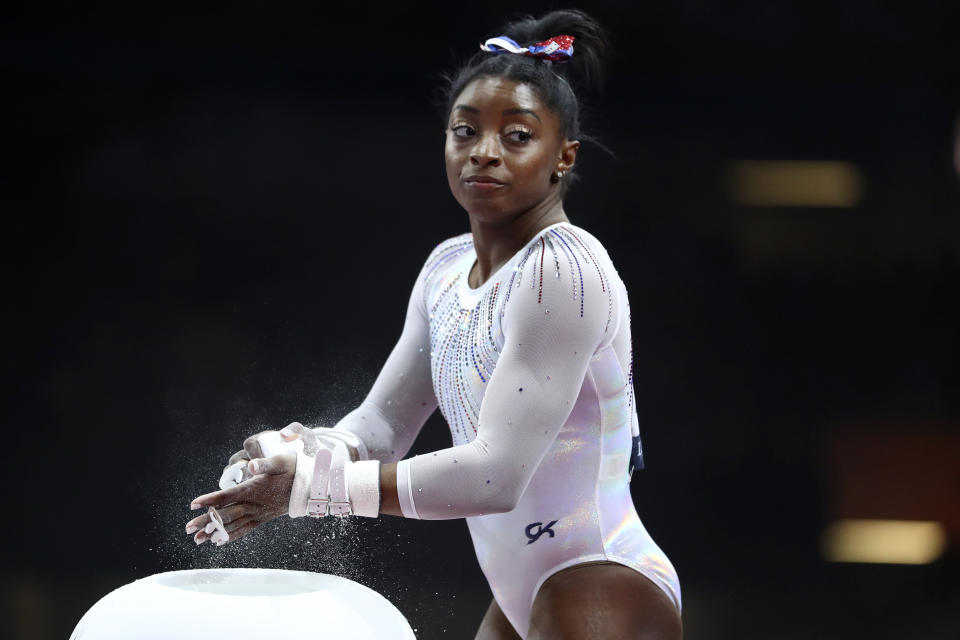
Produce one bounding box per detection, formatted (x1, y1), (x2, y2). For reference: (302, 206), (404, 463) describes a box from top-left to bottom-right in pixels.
(480, 35), (575, 61)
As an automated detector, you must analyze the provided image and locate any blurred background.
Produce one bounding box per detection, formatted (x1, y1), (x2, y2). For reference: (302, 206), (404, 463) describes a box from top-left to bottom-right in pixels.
(3, 1), (958, 638)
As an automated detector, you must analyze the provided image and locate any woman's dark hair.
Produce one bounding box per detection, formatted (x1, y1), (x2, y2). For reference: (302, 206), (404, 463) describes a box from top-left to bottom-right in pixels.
(442, 9), (610, 190)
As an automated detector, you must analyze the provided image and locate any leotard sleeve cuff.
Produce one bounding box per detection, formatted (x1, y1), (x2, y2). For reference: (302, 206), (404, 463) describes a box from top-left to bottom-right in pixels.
(395, 459), (421, 519)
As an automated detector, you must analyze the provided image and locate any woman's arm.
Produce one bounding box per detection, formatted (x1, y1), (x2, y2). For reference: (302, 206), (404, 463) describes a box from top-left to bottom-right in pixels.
(219, 251), (440, 480)
(189, 250), (442, 539)
(380, 462), (402, 516)
(393, 233), (616, 519)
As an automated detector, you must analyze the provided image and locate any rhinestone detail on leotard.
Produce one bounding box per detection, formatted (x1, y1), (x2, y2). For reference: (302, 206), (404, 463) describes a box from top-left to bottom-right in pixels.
(420, 225), (614, 447)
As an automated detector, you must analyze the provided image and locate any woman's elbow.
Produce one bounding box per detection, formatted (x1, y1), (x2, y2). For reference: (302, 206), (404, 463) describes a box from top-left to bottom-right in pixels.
(479, 476), (528, 514)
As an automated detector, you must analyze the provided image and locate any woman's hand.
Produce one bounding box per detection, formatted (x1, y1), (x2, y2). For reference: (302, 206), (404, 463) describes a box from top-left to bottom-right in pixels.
(277, 422), (361, 460)
(186, 452), (297, 545)
(219, 431), (276, 488)
(220, 423), (322, 487)
(222, 428), (282, 474)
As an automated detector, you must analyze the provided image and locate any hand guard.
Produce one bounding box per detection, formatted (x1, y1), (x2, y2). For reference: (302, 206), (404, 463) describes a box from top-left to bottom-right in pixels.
(217, 431), (303, 490)
(280, 422), (370, 461)
(291, 439), (380, 519)
(204, 507), (229, 545)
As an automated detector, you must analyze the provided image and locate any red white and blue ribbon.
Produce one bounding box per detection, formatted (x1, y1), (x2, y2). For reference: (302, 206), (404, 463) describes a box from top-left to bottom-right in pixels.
(480, 35), (575, 61)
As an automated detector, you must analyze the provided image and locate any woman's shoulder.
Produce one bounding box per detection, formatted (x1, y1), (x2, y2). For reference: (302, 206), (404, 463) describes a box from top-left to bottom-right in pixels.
(426, 231), (473, 261)
(553, 221), (608, 250)
(418, 230), (474, 278)
(499, 221), (624, 345)
(547, 222), (622, 277)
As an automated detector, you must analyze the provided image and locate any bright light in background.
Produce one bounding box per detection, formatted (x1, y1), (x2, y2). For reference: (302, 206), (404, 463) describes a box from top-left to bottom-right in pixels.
(727, 160), (864, 207)
(822, 519), (947, 565)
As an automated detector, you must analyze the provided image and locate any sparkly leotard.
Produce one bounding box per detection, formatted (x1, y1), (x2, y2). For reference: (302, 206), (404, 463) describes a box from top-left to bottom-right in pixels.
(334, 221), (681, 637)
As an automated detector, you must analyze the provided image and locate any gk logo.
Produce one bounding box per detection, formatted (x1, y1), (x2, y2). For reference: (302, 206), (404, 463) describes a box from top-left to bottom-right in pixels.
(525, 520), (559, 544)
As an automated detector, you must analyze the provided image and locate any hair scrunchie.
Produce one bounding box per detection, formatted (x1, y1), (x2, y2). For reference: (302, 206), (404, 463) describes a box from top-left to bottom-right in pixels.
(480, 35), (575, 61)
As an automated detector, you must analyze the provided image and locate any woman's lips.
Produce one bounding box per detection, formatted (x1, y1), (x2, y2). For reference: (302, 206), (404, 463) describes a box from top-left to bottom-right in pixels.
(463, 175), (507, 192)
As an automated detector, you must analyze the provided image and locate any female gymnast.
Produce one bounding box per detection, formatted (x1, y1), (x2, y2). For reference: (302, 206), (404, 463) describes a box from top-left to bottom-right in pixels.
(186, 9), (682, 639)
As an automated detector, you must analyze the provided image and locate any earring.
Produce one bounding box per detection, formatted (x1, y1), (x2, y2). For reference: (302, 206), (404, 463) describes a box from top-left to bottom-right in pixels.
(557, 170), (565, 179)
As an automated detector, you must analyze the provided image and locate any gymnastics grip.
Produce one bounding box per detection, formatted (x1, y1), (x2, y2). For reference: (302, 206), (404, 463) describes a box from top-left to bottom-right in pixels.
(256, 431), (305, 458)
(218, 432), (305, 491)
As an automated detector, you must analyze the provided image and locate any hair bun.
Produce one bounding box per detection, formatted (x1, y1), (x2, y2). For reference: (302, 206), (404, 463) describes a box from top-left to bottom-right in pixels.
(497, 9), (609, 93)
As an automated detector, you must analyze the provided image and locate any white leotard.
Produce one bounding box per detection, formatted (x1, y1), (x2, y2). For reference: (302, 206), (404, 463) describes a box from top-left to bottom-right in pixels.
(332, 221), (681, 637)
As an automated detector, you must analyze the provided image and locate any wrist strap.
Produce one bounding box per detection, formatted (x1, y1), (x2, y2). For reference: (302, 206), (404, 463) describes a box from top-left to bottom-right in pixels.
(345, 460), (381, 518)
(307, 448), (333, 517)
(301, 441), (381, 518)
(288, 450), (313, 518)
(328, 441), (351, 516)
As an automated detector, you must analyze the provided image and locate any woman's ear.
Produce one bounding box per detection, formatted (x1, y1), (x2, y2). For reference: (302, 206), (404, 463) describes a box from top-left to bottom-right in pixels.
(557, 139), (581, 175)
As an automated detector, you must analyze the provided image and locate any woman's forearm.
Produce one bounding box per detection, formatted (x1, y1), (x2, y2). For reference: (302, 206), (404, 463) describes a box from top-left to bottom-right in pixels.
(379, 462), (403, 517)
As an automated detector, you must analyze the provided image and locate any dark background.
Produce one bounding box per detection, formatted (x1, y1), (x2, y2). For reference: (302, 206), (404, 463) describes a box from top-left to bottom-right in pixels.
(3, 1), (959, 638)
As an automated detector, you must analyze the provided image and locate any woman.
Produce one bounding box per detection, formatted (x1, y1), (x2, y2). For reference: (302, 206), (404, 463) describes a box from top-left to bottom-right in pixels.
(186, 10), (682, 639)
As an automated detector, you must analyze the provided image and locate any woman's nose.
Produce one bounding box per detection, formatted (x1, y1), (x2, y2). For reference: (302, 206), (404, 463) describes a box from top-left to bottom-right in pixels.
(470, 135), (501, 167)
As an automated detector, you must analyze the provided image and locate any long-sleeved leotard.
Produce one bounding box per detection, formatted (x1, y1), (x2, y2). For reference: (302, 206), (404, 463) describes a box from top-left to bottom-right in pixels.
(332, 221), (680, 637)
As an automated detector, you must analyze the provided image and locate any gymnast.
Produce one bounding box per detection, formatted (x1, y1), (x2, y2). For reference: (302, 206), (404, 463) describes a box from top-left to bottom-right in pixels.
(186, 9), (682, 638)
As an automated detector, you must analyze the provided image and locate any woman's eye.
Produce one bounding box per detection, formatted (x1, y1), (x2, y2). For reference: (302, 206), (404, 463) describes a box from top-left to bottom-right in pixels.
(505, 130), (532, 143)
(451, 125), (476, 138)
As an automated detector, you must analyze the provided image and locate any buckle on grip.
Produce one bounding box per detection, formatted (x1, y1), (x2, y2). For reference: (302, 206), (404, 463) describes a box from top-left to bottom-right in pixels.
(327, 501), (353, 517)
(307, 497), (330, 517)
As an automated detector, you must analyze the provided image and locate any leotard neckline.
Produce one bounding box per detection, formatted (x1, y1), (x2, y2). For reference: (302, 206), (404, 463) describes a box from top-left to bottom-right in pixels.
(458, 221), (573, 302)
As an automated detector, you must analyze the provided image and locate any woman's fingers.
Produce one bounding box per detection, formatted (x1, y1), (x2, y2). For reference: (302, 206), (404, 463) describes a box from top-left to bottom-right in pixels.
(242, 436), (263, 460)
(242, 430), (275, 460)
(190, 460), (289, 511)
(224, 513), (256, 535)
(189, 511), (258, 545)
(248, 452), (296, 477)
(216, 502), (258, 525)
(191, 481), (248, 510)
(188, 451), (295, 544)
(279, 422), (307, 441)
(247, 457), (277, 476)
(186, 501), (257, 534)
(196, 515), (261, 545)
(186, 518), (209, 535)
(227, 450), (249, 467)
(228, 518), (261, 542)
(185, 512), (212, 535)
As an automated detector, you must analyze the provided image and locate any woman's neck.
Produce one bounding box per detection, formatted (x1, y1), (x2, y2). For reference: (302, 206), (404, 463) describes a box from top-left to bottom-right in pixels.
(467, 200), (569, 289)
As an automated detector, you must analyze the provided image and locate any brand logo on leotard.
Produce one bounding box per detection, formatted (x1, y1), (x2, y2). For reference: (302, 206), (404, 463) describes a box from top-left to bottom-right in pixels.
(525, 520), (558, 544)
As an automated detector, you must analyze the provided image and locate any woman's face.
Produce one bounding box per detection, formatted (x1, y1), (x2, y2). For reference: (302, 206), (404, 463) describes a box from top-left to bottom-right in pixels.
(444, 76), (578, 222)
